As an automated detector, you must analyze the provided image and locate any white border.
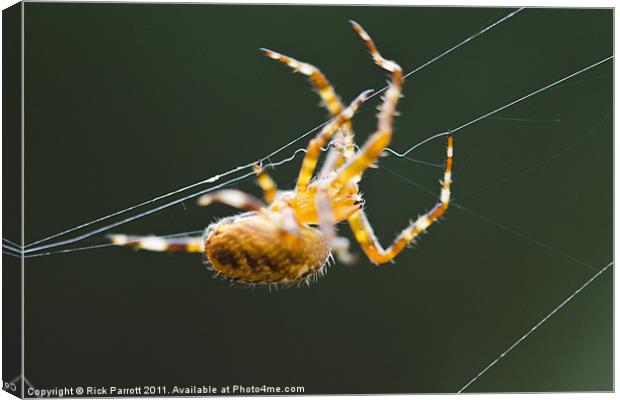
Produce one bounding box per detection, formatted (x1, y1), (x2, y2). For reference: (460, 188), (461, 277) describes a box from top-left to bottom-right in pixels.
(0, 2), (615, 400)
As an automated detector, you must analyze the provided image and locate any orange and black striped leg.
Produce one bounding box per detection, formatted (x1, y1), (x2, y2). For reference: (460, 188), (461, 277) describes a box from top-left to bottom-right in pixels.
(330, 21), (403, 187)
(348, 134), (454, 264)
(108, 234), (205, 253)
(108, 189), (267, 254)
(261, 48), (356, 170)
(315, 184), (355, 264)
(261, 48), (346, 119)
(196, 189), (264, 211)
(253, 163), (277, 204)
(295, 90), (372, 193)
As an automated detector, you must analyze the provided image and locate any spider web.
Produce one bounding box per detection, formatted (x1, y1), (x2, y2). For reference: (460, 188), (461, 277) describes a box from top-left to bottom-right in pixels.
(10, 6), (613, 394)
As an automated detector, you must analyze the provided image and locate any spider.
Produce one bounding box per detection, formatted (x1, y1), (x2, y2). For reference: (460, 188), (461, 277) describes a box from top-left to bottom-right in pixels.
(109, 21), (454, 285)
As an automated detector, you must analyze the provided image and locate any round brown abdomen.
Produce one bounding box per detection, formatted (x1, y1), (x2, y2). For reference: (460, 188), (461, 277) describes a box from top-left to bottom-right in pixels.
(204, 212), (330, 284)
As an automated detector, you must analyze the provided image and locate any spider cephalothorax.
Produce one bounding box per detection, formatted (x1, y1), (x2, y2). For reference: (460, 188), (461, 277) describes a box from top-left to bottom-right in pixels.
(110, 21), (454, 286)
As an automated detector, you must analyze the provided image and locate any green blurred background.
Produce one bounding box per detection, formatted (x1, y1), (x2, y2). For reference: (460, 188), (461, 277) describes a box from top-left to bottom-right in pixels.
(22, 4), (612, 394)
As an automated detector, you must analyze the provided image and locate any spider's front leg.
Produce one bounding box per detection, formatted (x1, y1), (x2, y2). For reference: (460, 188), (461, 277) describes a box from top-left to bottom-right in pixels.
(261, 48), (347, 120)
(330, 21), (403, 187)
(295, 89), (373, 193)
(349, 134), (454, 264)
(260, 48), (356, 173)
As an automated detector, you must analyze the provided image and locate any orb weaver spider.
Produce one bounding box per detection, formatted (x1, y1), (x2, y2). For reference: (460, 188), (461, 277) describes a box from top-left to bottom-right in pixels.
(110, 21), (454, 285)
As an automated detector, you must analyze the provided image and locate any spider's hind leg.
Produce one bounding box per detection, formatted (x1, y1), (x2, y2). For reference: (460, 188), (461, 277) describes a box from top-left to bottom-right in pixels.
(196, 189), (264, 210)
(108, 234), (205, 253)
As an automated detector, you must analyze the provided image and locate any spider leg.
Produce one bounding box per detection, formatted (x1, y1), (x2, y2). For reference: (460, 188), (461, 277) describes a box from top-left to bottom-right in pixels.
(196, 189), (264, 211)
(108, 234), (205, 253)
(272, 206), (302, 241)
(348, 134), (454, 264)
(253, 163), (277, 203)
(330, 21), (403, 187)
(296, 89), (372, 193)
(261, 48), (356, 171)
(261, 48), (346, 119)
(315, 184), (355, 264)
(108, 190), (265, 254)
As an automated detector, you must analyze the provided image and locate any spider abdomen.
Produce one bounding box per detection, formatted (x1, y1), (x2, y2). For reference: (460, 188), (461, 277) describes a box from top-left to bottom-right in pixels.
(204, 212), (331, 284)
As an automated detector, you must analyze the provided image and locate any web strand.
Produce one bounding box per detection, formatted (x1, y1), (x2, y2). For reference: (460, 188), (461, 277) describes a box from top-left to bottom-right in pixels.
(3, 238), (22, 249)
(21, 160), (257, 251)
(3, 242), (22, 254)
(402, 7), (525, 80)
(2, 238), (22, 256)
(23, 169), (259, 254)
(24, 230), (204, 259)
(19, 8), (525, 253)
(452, 56), (613, 133)
(381, 165), (596, 272)
(457, 261), (613, 393)
(454, 110), (612, 202)
(387, 55), (614, 158)
(451, 204), (597, 272)
(3, 250), (21, 258)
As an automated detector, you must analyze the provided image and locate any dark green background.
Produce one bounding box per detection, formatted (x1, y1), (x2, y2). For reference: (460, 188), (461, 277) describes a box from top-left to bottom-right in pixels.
(22, 4), (612, 394)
